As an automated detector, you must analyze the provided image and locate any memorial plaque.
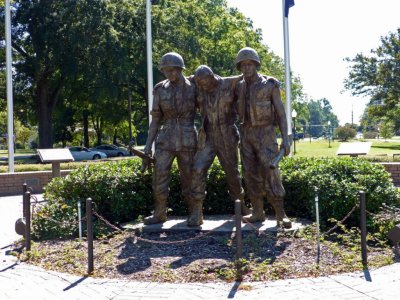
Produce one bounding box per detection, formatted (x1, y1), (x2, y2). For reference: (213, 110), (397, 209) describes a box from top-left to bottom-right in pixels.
(37, 149), (74, 177)
(336, 142), (372, 157)
(37, 148), (74, 163)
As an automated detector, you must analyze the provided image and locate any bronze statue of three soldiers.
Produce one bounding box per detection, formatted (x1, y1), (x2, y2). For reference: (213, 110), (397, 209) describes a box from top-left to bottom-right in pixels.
(142, 47), (292, 229)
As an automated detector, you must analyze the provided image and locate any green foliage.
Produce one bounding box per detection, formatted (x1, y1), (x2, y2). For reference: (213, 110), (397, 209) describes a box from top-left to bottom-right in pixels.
(281, 157), (400, 229)
(305, 98), (339, 138)
(363, 131), (378, 139)
(369, 204), (400, 242)
(334, 126), (357, 141)
(344, 28), (400, 129)
(33, 157), (231, 238)
(34, 156), (400, 240)
(380, 121), (395, 141)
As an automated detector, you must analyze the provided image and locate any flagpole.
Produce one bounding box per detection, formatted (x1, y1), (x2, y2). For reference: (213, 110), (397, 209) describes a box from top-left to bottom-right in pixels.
(5, 0), (14, 173)
(146, 0), (153, 127)
(282, 0), (293, 156)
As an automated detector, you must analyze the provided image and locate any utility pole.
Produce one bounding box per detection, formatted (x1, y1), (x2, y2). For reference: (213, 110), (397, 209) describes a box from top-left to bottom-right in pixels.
(351, 103), (354, 127)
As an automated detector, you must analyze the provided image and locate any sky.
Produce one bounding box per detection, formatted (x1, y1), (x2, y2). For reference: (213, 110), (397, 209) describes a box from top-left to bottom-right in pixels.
(226, 0), (400, 125)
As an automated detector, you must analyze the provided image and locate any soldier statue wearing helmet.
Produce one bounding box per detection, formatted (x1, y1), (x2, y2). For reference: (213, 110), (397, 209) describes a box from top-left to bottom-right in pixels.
(142, 52), (198, 225)
(186, 65), (250, 226)
(235, 47), (292, 228)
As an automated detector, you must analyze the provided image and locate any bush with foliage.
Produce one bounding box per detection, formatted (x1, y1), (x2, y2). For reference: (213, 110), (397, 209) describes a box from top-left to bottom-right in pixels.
(33, 158), (231, 239)
(33, 157), (400, 239)
(281, 157), (400, 228)
(334, 126), (357, 141)
(370, 204), (400, 242)
(363, 131), (378, 139)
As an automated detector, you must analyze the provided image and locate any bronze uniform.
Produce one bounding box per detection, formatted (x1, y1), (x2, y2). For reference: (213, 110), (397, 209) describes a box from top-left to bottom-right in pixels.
(151, 77), (197, 203)
(191, 76), (244, 204)
(236, 74), (286, 202)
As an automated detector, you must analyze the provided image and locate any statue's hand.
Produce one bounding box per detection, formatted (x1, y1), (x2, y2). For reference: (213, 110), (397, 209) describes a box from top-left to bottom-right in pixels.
(143, 145), (152, 157)
(140, 145), (153, 172)
(281, 139), (291, 156)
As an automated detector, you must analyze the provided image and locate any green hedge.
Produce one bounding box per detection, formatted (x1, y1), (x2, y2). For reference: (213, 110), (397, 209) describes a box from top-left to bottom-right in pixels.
(33, 157), (400, 239)
(281, 157), (400, 226)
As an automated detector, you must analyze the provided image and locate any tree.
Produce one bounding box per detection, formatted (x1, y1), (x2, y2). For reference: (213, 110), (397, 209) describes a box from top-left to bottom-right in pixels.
(380, 120), (395, 141)
(335, 126), (356, 141)
(344, 28), (400, 129)
(2, 0), (302, 148)
(305, 98), (339, 138)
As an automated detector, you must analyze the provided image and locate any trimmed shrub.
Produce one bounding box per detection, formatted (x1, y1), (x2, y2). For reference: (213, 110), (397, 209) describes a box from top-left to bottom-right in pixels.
(281, 157), (400, 228)
(335, 126), (357, 141)
(33, 157), (400, 239)
(33, 158), (230, 239)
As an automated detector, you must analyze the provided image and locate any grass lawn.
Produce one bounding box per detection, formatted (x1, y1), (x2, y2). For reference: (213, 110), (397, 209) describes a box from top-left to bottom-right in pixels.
(0, 149), (35, 156)
(293, 138), (400, 159)
(2, 139), (400, 173)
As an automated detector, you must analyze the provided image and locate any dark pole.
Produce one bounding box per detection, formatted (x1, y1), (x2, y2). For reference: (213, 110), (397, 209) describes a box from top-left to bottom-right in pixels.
(234, 199), (242, 280)
(86, 198), (94, 274)
(293, 117), (296, 155)
(359, 191), (368, 266)
(22, 183), (27, 219)
(128, 82), (132, 143)
(24, 191), (31, 251)
(328, 127), (331, 148)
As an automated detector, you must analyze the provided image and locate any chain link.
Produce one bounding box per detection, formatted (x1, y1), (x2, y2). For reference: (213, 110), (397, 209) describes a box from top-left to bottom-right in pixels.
(92, 208), (215, 245)
(322, 203), (359, 236)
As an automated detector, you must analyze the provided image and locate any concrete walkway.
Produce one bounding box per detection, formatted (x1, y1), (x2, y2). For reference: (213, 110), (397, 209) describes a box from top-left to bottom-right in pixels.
(1, 195), (399, 299)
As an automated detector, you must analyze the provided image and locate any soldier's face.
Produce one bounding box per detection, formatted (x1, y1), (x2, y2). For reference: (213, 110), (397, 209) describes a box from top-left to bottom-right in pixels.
(195, 75), (216, 92)
(240, 60), (257, 78)
(162, 67), (182, 83)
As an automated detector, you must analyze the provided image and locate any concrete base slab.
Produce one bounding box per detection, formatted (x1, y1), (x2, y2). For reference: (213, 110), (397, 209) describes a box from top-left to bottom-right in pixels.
(121, 215), (311, 233)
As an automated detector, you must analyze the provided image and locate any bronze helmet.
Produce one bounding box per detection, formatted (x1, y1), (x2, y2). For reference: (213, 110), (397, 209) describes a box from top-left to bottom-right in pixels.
(235, 47), (261, 70)
(159, 52), (186, 71)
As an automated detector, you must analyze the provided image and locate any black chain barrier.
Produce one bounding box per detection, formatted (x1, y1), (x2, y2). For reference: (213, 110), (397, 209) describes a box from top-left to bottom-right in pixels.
(91, 207), (214, 245)
(322, 203), (359, 236)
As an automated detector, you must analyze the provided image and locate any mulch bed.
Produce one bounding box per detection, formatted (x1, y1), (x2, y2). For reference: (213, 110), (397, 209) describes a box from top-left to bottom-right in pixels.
(19, 228), (400, 283)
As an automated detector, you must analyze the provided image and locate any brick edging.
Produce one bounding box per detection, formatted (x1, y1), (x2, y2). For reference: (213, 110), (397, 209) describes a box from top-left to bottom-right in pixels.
(0, 170), (71, 196)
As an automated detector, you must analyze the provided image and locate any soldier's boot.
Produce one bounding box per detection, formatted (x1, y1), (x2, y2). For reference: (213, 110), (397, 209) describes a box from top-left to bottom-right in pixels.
(242, 198), (266, 223)
(187, 200), (203, 227)
(269, 197), (292, 229)
(144, 197), (167, 225)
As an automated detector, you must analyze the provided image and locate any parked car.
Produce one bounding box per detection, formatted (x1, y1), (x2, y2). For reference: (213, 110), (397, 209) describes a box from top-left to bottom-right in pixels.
(67, 146), (107, 161)
(90, 144), (130, 157)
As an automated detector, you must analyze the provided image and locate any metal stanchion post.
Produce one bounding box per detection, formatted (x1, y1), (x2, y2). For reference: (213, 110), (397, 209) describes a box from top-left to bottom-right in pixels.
(359, 191), (368, 266)
(78, 199), (82, 240)
(315, 192), (320, 263)
(22, 183), (27, 220)
(86, 198), (94, 274)
(234, 199), (242, 280)
(24, 191), (31, 251)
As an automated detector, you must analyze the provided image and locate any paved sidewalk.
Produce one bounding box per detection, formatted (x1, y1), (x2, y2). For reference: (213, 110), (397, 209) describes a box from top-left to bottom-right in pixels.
(1, 195), (399, 299)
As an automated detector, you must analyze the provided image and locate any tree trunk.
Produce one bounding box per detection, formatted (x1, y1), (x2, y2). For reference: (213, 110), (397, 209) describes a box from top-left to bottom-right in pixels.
(35, 74), (64, 149)
(113, 128), (117, 145)
(92, 116), (102, 146)
(36, 78), (54, 149)
(83, 110), (89, 148)
(38, 104), (53, 148)
(128, 82), (132, 142)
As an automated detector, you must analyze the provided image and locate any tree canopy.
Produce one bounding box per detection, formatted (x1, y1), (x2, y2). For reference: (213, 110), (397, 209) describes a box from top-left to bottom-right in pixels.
(1, 0), (308, 147)
(344, 28), (400, 130)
